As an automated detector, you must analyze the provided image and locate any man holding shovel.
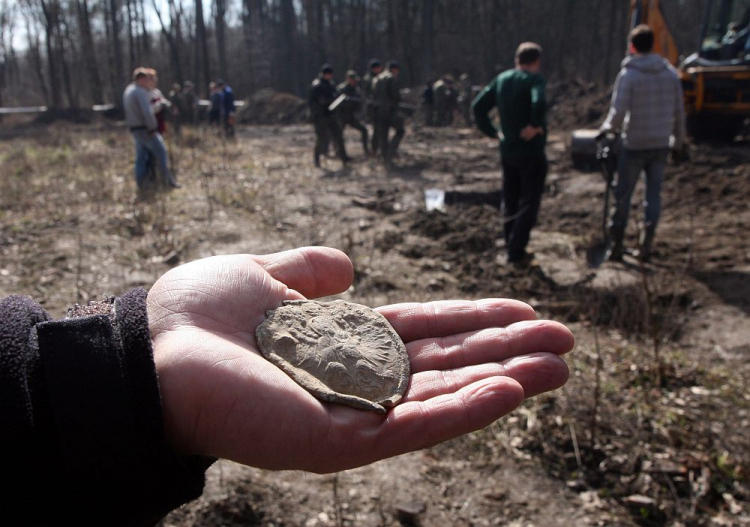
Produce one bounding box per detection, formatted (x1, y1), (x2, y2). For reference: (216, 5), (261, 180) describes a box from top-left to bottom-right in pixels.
(599, 24), (686, 262)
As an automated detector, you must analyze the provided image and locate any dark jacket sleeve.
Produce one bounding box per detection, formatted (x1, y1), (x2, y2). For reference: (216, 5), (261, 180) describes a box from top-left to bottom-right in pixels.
(472, 78), (499, 139)
(0, 289), (210, 526)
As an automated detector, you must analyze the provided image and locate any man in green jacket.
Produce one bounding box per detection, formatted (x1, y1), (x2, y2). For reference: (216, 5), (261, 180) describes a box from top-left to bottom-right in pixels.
(472, 42), (547, 268)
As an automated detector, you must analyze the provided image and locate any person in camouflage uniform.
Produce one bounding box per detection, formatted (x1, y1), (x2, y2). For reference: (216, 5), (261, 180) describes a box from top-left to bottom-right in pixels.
(182, 81), (198, 125)
(309, 64), (349, 167)
(336, 70), (369, 156)
(168, 83), (186, 137)
(362, 58), (384, 155)
(433, 75), (457, 127)
(373, 61), (405, 167)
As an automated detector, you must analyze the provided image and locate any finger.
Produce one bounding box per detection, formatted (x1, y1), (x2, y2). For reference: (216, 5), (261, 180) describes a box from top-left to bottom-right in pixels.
(378, 299), (537, 343)
(404, 353), (569, 402)
(366, 377), (525, 464)
(252, 247), (354, 299)
(407, 319), (575, 373)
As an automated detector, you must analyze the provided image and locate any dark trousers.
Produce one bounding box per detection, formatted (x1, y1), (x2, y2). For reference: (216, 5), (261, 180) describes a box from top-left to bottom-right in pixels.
(314, 115), (347, 161)
(377, 112), (405, 162)
(340, 113), (369, 153)
(501, 154), (548, 261)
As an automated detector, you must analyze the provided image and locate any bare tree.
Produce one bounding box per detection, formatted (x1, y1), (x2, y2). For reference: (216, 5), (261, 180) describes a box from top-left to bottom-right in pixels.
(35, 0), (62, 108)
(75, 0), (103, 104)
(6, 0), (710, 106)
(278, 0), (298, 93)
(108, 0), (125, 103)
(0, 1), (10, 112)
(194, 0), (210, 94)
(214, 0), (227, 80)
(152, 0), (184, 83)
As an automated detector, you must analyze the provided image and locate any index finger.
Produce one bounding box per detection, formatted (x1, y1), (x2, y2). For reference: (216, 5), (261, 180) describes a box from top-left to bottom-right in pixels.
(377, 299), (537, 343)
(252, 247), (354, 299)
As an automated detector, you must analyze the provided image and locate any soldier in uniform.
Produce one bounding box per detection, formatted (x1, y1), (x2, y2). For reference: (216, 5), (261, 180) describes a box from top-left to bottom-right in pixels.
(373, 61), (405, 167)
(309, 64), (349, 167)
(433, 74), (457, 127)
(336, 70), (369, 156)
(183, 81), (198, 124)
(168, 83), (186, 137)
(362, 58), (384, 155)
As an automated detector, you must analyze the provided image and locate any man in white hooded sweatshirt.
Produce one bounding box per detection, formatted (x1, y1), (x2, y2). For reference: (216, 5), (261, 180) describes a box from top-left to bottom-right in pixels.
(600, 24), (686, 262)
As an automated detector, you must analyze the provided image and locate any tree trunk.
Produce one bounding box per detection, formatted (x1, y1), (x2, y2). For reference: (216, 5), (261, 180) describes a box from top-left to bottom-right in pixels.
(315, 0), (326, 64)
(138, 0), (150, 58)
(214, 0), (227, 80)
(109, 0), (125, 105)
(603, 1), (621, 83)
(279, 0), (297, 93)
(125, 0), (136, 71)
(26, 12), (50, 105)
(586, 0), (603, 83)
(358, 0), (366, 69)
(39, 0), (62, 109)
(556, 0), (578, 79)
(419, 0), (434, 83)
(75, 0), (104, 105)
(152, 0), (183, 83)
(58, 14), (78, 108)
(196, 0), (210, 96)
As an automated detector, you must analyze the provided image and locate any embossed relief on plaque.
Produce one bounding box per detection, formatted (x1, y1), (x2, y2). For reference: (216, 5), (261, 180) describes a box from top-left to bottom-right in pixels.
(256, 300), (410, 414)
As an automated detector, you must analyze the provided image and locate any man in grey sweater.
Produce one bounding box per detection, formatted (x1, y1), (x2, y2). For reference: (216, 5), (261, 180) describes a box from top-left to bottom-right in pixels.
(123, 68), (179, 191)
(600, 24), (686, 262)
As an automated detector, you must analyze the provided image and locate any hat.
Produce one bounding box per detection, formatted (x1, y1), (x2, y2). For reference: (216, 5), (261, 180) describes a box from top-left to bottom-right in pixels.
(216, 78), (225, 86)
(369, 58), (382, 69)
(387, 61), (400, 70)
(346, 69), (359, 79)
(320, 63), (334, 74)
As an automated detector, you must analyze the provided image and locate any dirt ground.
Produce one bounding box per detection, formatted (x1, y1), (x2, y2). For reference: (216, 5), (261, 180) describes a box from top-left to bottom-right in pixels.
(0, 105), (748, 526)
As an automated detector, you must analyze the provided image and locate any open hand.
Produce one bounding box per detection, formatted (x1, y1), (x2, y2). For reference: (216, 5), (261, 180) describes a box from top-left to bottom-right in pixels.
(147, 247), (574, 473)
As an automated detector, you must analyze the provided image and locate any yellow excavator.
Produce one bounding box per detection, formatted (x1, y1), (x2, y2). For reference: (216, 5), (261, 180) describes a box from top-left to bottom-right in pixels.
(634, 0), (750, 140)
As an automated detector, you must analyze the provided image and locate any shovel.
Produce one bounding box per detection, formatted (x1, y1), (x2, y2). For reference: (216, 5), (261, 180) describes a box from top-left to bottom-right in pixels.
(586, 133), (618, 268)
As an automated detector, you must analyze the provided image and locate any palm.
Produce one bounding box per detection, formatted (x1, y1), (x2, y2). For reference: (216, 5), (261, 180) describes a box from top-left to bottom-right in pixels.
(147, 248), (573, 473)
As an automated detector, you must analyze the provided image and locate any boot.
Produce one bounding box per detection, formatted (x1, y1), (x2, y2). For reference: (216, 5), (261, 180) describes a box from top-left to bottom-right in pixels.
(639, 223), (656, 263)
(608, 225), (625, 262)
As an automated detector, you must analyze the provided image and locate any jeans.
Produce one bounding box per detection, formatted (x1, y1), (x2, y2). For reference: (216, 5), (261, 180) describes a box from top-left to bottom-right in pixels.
(501, 154), (548, 261)
(131, 130), (172, 188)
(609, 147), (669, 232)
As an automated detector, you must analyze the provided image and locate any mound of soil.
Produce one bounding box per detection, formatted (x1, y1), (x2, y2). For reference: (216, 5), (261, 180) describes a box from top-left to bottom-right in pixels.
(237, 89), (307, 125)
(547, 79), (612, 132)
